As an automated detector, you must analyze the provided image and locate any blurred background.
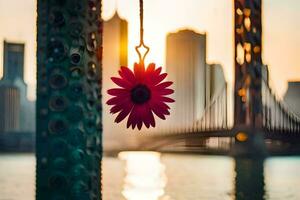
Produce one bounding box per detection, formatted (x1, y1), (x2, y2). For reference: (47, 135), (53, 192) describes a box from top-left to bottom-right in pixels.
(0, 0), (300, 199)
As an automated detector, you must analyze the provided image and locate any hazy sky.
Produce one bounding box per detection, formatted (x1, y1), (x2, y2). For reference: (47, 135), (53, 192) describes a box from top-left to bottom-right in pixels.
(0, 0), (299, 100)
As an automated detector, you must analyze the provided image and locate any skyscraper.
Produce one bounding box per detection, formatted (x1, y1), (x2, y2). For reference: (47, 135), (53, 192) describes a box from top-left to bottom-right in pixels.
(164, 30), (228, 133)
(166, 30), (207, 131)
(0, 41), (35, 133)
(102, 13), (137, 150)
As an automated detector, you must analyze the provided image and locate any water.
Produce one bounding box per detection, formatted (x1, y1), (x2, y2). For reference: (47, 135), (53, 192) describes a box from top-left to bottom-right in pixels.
(1, 153), (300, 200)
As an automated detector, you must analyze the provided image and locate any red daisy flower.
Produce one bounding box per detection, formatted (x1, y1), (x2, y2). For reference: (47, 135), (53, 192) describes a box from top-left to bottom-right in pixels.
(107, 63), (175, 130)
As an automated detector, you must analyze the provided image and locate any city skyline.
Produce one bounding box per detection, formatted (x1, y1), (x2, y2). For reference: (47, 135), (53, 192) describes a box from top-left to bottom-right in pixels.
(1, 2), (300, 200)
(0, 0), (300, 101)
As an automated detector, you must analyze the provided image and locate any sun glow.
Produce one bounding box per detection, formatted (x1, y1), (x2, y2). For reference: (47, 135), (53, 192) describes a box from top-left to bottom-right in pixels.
(0, 0), (300, 100)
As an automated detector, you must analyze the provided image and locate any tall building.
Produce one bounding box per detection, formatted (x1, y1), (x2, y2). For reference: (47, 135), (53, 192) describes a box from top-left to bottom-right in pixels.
(0, 85), (20, 132)
(102, 13), (137, 150)
(284, 81), (300, 116)
(206, 63), (226, 102)
(166, 30), (207, 130)
(164, 30), (228, 133)
(0, 41), (35, 133)
(103, 13), (128, 71)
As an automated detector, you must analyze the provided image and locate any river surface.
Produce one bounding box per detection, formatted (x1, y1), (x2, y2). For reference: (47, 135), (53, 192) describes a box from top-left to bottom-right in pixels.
(0, 153), (300, 200)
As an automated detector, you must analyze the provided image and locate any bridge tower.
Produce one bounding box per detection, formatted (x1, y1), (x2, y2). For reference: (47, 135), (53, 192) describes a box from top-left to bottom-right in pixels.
(233, 0), (266, 156)
(36, 0), (103, 199)
(234, 0), (263, 129)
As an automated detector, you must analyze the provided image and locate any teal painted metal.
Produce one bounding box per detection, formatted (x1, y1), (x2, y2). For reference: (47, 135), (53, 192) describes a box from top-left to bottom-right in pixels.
(36, 0), (103, 199)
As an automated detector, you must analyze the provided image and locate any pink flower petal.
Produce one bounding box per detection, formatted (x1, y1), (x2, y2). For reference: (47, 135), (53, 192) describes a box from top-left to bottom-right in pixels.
(153, 73), (167, 85)
(160, 96), (175, 103)
(137, 121), (143, 130)
(157, 102), (170, 110)
(119, 67), (136, 84)
(150, 102), (166, 120)
(154, 67), (162, 76)
(144, 119), (150, 128)
(140, 105), (151, 128)
(127, 106), (138, 129)
(106, 96), (130, 105)
(153, 110), (166, 120)
(161, 109), (170, 115)
(146, 63), (155, 73)
(114, 104), (133, 123)
(155, 81), (173, 89)
(157, 88), (174, 95)
(107, 88), (129, 96)
(110, 105), (123, 114)
(111, 77), (133, 89)
(149, 111), (155, 127)
(133, 106), (144, 130)
(110, 102), (133, 114)
(152, 101), (170, 116)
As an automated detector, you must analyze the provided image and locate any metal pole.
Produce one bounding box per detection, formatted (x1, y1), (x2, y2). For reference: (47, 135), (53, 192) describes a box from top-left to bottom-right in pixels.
(36, 1), (103, 199)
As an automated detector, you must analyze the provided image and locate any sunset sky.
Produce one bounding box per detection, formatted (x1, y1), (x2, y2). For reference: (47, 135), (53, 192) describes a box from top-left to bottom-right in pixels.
(0, 0), (299, 101)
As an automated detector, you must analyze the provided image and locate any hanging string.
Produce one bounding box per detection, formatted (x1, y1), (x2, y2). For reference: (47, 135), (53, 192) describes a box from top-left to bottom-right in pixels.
(135, 0), (150, 65)
(139, 0), (143, 44)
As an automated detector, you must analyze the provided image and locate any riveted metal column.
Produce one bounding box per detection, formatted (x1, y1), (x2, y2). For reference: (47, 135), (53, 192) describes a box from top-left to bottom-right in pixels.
(36, 0), (103, 199)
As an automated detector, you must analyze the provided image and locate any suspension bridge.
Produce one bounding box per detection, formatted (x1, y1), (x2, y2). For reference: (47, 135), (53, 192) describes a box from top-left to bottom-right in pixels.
(139, 76), (300, 155)
(137, 0), (300, 155)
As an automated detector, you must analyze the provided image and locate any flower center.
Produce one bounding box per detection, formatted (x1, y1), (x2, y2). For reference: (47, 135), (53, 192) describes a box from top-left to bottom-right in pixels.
(130, 84), (151, 104)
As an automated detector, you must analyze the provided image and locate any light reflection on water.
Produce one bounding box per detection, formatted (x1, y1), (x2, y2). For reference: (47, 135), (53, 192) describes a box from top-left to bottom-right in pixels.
(1, 153), (300, 200)
(119, 151), (167, 200)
